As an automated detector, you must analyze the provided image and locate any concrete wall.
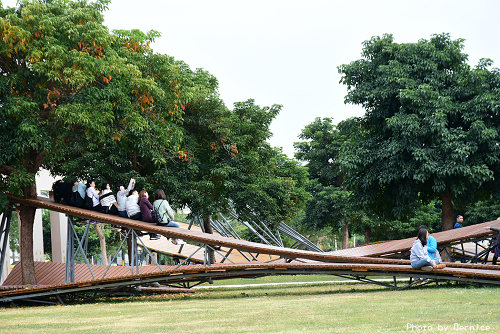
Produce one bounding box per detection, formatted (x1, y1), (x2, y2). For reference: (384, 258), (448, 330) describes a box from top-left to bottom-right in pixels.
(36, 169), (67, 263)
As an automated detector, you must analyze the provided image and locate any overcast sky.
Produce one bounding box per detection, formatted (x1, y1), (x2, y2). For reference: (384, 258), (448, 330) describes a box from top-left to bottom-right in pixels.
(4, 0), (500, 157)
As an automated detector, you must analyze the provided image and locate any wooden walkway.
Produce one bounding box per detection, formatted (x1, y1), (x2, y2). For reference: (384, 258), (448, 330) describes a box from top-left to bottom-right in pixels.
(1, 195), (499, 302)
(328, 219), (500, 257)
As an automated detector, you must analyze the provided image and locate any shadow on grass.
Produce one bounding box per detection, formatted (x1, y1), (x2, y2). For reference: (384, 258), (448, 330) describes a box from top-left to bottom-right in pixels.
(2, 280), (496, 308)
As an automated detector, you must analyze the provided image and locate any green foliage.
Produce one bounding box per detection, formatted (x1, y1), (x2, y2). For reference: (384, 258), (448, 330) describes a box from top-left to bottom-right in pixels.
(0, 1), (310, 247)
(295, 117), (359, 231)
(8, 211), (19, 253)
(228, 100), (309, 226)
(464, 196), (500, 226)
(41, 209), (51, 259)
(338, 33), (500, 221)
(0, 0), (184, 199)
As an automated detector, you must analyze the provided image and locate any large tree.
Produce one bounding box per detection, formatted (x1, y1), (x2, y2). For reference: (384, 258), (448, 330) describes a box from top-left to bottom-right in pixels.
(157, 98), (309, 262)
(0, 0), (184, 284)
(338, 34), (500, 231)
(295, 117), (367, 248)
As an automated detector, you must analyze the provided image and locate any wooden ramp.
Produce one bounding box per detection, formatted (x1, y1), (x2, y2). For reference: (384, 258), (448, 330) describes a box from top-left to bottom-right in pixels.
(1, 261), (499, 303)
(142, 220), (277, 263)
(328, 219), (500, 257)
(2, 195), (499, 303)
(141, 235), (276, 263)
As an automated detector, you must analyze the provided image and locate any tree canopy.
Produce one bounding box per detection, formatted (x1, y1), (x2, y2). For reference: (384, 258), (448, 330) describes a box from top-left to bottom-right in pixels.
(0, 0), (309, 282)
(338, 33), (500, 230)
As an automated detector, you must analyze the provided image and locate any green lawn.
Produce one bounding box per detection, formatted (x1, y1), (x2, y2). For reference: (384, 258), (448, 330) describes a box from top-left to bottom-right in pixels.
(0, 282), (498, 333)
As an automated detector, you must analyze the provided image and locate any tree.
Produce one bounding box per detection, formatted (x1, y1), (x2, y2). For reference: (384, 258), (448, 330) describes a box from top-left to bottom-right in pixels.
(338, 34), (500, 231)
(155, 98), (309, 262)
(295, 117), (366, 248)
(228, 100), (309, 229)
(0, 0), (183, 284)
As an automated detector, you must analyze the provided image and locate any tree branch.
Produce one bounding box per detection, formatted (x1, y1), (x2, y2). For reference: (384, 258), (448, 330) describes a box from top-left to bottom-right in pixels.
(0, 165), (14, 176)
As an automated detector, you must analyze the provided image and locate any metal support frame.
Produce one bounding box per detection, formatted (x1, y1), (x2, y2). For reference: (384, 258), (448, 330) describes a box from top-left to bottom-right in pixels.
(65, 217), (95, 283)
(0, 210), (13, 277)
(445, 236), (496, 264)
(3, 267), (499, 304)
(278, 222), (323, 252)
(64, 217), (167, 283)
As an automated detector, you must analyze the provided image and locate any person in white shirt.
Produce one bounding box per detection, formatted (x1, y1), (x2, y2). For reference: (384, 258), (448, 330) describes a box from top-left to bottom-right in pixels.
(99, 183), (119, 215)
(86, 180), (101, 211)
(117, 178), (135, 217)
(125, 189), (141, 220)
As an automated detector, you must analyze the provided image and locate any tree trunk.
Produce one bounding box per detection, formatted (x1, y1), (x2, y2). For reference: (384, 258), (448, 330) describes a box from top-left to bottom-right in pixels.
(341, 222), (349, 249)
(93, 224), (108, 266)
(364, 226), (371, 244)
(18, 182), (38, 285)
(19, 205), (37, 285)
(441, 192), (454, 231)
(203, 215), (216, 264)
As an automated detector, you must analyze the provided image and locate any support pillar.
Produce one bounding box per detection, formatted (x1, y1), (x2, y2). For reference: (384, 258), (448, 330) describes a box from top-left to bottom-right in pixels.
(33, 209), (44, 262)
(50, 211), (67, 263)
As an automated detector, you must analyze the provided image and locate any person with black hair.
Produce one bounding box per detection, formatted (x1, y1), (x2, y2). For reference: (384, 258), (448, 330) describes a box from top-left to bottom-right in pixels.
(152, 189), (183, 245)
(86, 180), (102, 212)
(69, 180), (86, 207)
(454, 215), (464, 229)
(99, 183), (119, 215)
(410, 227), (446, 271)
(418, 225), (441, 264)
(125, 189), (141, 220)
(138, 190), (160, 240)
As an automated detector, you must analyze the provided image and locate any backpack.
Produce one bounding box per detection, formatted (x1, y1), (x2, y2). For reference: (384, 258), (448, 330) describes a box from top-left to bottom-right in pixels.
(151, 200), (164, 224)
(52, 180), (72, 204)
(84, 194), (94, 209)
(69, 190), (85, 208)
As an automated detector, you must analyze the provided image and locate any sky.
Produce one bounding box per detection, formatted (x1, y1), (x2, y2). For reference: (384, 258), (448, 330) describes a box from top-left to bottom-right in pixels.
(3, 0), (500, 157)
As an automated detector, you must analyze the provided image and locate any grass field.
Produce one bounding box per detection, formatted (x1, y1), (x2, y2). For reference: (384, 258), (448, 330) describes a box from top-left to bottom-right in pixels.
(0, 278), (498, 333)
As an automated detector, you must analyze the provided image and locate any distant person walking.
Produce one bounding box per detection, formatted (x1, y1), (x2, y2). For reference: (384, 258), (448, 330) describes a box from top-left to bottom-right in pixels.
(454, 215), (464, 229)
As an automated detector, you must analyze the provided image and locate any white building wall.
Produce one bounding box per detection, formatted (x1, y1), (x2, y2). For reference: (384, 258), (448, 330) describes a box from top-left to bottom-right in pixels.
(36, 169), (67, 262)
(0, 214), (11, 285)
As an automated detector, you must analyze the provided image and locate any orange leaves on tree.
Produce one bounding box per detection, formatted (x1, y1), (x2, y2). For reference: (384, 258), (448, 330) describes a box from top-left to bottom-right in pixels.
(131, 89), (154, 112)
(47, 89), (61, 104)
(177, 150), (191, 162)
(75, 40), (104, 58)
(102, 75), (112, 83)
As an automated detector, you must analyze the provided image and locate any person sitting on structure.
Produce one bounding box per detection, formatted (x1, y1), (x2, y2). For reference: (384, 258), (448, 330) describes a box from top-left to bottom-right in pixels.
(419, 225), (441, 264)
(454, 215), (464, 229)
(410, 227), (446, 271)
(153, 189), (183, 245)
(99, 183), (119, 215)
(492, 224), (499, 265)
(86, 180), (102, 212)
(69, 180), (86, 208)
(125, 189), (142, 220)
(138, 190), (160, 240)
(117, 178), (135, 218)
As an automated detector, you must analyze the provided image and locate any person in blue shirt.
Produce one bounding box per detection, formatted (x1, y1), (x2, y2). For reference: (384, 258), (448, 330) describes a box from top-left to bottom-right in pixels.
(454, 215), (464, 229)
(427, 234), (441, 263)
(418, 224), (441, 262)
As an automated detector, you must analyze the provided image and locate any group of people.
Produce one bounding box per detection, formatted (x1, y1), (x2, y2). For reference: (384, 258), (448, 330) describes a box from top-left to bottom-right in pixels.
(410, 217), (500, 269)
(71, 178), (182, 243)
